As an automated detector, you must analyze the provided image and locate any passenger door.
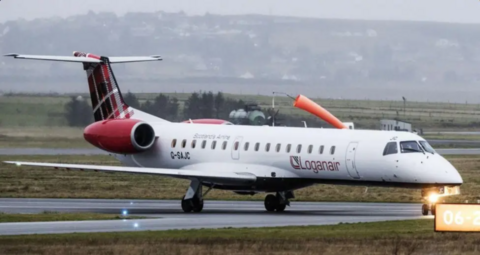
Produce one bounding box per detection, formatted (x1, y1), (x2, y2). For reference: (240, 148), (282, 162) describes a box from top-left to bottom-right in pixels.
(345, 142), (361, 179)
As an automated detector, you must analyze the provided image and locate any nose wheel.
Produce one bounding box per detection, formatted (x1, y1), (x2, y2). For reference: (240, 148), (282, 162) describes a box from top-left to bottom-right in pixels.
(421, 203), (436, 216)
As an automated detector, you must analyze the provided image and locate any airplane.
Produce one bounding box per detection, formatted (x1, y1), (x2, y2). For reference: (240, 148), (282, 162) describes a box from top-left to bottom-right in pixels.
(3, 51), (463, 215)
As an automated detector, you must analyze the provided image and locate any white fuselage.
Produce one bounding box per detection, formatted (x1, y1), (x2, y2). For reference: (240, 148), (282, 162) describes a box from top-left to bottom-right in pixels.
(116, 123), (463, 192)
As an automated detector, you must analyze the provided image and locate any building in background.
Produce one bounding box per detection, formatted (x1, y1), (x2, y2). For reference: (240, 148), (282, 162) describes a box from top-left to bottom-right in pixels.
(380, 119), (412, 132)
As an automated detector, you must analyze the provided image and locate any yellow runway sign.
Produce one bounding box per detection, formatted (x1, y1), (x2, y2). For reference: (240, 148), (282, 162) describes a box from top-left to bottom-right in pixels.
(435, 204), (480, 232)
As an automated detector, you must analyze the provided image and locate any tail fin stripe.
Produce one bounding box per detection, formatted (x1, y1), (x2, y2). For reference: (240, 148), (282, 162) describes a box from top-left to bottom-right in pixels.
(104, 59), (127, 118)
(93, 66), (115, 119)
(91, 88), (119, 114)
(99, 63), (119, 118)
(87, 67), (105, 121)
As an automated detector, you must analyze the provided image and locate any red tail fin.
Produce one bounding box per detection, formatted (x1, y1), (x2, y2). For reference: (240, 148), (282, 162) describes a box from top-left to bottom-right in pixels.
(74, 51), (133, 121)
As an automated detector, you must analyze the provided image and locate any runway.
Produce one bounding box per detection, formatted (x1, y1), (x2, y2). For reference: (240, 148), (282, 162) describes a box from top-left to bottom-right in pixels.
(0, 198), (425, 236)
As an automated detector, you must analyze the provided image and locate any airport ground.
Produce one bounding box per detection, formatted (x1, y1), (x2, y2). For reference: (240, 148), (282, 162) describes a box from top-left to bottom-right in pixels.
(0, 220), (479, 255)
(2, 94), (480, 254)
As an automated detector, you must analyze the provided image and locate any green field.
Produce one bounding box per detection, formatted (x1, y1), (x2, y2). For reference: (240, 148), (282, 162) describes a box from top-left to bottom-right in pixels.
(0, 154), (477, 203)
(2, 93), (480, 130)
(0, 220), (478, 255)
(0, 212), (143, 223)
(0, 127), (90, 148)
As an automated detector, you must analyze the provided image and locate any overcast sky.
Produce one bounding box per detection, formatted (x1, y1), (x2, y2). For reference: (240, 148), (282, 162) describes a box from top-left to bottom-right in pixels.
(0, 0), (479, 23)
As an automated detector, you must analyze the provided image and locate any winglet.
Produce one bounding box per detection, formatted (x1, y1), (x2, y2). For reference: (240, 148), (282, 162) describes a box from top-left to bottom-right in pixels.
(4, 53), (19, 57)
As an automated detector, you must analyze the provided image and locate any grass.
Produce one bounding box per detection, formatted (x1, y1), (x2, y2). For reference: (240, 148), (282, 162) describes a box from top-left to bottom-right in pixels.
(0, 127), (91, 148)
(0, 212), (143, 223)
(0, 154), (477, 203)
(0, 220), (479, 254)
(422, 133), (480, 141)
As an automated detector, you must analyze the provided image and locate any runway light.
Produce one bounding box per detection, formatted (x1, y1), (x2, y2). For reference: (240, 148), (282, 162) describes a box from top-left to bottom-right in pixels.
(133, 223), (139, 228)
(122, 210), (128, 216)
(428, 194), (439, 203)
(16, 162), (21, 167)
(130, 202), (133, 205)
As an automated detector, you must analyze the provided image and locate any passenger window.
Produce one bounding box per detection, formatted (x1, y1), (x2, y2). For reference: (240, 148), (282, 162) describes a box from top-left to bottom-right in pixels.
(319, 145), (324, 154)
(244, 142), (249, 151)
(234, 141), (239, 151)
(400, 141), (423, 154)
(286, 144), (291, 153)
(171, 139), (177, 148)
(255, 143), (260, 151)
(330, 146), (336, 155)
(276, 143), (281, 152)
(383, 142), (398, 156)
(308, 145), (313, 154)
(265, 143), (271, 152)
(181, 139), (187, 148)
(297, 145), (302, 153)
(222, 141), (227, 150)
(211, 140), (217, 150)
(201, 140), (207, 149)
(191, 140), (196, 149)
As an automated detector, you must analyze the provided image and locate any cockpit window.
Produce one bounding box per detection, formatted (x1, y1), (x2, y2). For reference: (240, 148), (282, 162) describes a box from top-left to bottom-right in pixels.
(419, 141), (435, 154)
(400, 141), (424, 153)
(383, 142), (398, 156)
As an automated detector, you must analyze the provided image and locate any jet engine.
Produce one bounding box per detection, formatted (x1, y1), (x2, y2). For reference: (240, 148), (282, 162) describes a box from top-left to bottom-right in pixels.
(84, 119), (156, 154)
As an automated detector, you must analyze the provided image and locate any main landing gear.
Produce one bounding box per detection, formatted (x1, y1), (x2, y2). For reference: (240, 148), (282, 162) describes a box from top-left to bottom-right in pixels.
(264, 191), (294, 212)
(181, 179), (212, 213)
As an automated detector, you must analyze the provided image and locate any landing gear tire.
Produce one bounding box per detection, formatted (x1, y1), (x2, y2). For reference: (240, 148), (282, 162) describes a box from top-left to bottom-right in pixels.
(181, 196), (204, 213)
(264, 194), (278, 212)
(181, 196), (193, 213)
(192, 197), (204, 213)
(421, 203), (436, 216)
(421, 204), (429, 216)
(275, 203), (286, 212)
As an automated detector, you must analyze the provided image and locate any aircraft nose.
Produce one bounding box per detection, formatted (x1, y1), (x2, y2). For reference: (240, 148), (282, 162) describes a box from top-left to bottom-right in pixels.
(451, 167), (463, 185)
(439, 156), (463, 185)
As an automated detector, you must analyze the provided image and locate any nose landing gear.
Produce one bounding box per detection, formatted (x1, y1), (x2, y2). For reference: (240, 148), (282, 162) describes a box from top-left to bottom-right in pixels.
(421, 188), (441, 216)
(421, 203), (436, 216)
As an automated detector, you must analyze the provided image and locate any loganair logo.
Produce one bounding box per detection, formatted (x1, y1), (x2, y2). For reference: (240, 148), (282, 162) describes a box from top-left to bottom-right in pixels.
(290, 156), (340, 173)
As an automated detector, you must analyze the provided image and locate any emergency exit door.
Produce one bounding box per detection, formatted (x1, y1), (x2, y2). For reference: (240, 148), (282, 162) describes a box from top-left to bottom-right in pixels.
(345, 142), (360, 179)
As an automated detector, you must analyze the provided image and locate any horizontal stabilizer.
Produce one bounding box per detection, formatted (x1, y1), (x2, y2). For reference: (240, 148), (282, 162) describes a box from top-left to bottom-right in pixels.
(4, 53), (162, 64)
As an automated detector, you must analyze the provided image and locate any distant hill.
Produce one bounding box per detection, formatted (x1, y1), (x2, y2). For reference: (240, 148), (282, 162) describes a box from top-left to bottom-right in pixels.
(1, 11), (480, 102)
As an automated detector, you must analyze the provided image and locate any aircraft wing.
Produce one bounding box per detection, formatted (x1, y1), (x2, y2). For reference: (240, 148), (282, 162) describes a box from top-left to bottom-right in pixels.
(4, 54), (162, 64)
(3, 161), (256, 185)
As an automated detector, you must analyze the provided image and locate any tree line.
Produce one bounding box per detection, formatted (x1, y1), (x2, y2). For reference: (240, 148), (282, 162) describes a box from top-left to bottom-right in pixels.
(64, 92), (246, 126)
(64, 92), (329, 128)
